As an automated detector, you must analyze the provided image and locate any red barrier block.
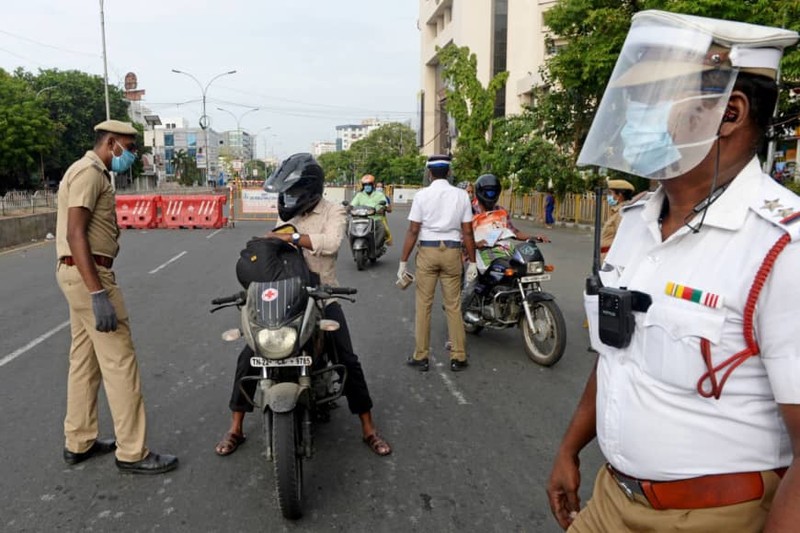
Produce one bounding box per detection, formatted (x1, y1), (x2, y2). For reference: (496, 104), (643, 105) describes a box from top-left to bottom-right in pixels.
(116, 195), (161, 229)
(159, 195), (227, 229)
(184, 195), (227, 229)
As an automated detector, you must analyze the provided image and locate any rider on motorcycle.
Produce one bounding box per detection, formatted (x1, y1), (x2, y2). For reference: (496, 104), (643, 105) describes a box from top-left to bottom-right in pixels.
(215, 154), (392, 458)
(351, 174), (392, 246)
(462, 174), (549, 322)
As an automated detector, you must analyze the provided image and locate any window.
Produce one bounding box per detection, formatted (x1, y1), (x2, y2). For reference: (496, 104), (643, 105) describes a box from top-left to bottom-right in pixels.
(492, 0), (508, 117)
(187, 133), (197, 147)
(164, 132), (174, 147)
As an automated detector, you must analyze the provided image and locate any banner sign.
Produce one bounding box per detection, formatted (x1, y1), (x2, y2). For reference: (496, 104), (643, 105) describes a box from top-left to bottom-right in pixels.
(241, 189), (278, 214)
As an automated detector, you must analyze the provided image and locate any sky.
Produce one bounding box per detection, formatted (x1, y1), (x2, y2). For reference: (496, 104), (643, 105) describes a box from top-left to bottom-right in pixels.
(0, 0), (421, 159)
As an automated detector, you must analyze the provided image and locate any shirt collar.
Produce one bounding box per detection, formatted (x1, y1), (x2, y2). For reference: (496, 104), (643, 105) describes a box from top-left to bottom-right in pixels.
(86, 150), (110, 172)
(429, 178), (451, 188)
(640, 156), (762, 232)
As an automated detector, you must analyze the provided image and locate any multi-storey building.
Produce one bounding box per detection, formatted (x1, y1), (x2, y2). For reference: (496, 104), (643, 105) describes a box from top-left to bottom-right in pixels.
(220, 130), (254, 161)
(312, 141), (337, 156)
(418, 0), (559, 155)
(143, 117), (222, 180)
(335, 118), (392, 151)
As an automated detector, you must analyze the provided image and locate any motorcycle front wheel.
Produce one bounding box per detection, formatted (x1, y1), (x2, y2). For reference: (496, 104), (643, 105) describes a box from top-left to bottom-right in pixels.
(270, 410), (304, 519)
(355, 249), (367, 271)
(520, 300), (566, 367)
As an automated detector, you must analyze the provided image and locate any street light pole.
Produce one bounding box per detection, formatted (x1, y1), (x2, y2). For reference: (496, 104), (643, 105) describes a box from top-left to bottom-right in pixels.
(171, 69), (237, 185)
(35, 86), (58, 188)
(217, 107), (259, 161)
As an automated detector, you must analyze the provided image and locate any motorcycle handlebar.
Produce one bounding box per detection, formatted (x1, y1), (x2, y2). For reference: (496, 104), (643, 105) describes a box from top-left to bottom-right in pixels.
(211, 292), (245, 305)
(327, 287), (357, 295)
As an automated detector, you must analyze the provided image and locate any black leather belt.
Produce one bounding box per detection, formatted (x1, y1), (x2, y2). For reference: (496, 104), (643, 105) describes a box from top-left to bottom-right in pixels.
(59, 255), (114, 268)
(419, 240), (461, 248)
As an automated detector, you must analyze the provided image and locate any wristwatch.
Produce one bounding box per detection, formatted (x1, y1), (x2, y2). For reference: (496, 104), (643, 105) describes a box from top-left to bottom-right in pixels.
(291, 232), (301, 245)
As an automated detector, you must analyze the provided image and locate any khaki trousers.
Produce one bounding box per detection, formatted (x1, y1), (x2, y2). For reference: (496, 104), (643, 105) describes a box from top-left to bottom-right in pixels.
(568, 465), (781, 533)
(413, 245), (466, 361)
(56, 263), (148, 462)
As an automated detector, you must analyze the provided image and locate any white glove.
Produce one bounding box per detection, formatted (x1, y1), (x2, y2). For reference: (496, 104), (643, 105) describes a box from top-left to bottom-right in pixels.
(397, 261), (408, 281)
(466, 262), (478, 283)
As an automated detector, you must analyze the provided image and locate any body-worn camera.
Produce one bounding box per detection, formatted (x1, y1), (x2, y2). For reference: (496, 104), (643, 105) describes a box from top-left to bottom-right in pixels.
(598, 287), (652, 348)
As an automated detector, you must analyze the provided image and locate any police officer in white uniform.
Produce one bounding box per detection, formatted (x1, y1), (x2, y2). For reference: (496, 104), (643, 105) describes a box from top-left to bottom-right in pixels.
(546, 11), (800, 532)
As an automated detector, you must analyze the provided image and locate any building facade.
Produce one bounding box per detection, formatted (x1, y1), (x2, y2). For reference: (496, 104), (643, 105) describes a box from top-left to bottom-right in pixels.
(418, 0), (558, 155)
(143, 117), (222, 181)
(221, 130), (254, 161)
(335, 118), (392, 151)
(312, 141), (337, 156)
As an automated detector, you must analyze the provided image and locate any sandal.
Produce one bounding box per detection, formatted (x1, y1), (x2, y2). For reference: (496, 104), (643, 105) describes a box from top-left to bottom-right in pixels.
(215, 431), (246, 456)
(363, 433), (392, 456)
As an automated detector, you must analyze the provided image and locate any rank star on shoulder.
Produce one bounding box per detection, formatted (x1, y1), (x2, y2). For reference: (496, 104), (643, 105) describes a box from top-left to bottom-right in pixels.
(761, 198), (783, 212)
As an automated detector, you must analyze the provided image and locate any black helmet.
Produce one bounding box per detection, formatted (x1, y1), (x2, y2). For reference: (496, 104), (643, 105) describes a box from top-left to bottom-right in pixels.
(475, 174), (501, 210)
(265, 153), (324, 220)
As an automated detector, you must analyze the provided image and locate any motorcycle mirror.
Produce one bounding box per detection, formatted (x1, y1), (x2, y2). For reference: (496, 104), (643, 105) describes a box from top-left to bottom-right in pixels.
(221, 329), (242, 341)
(319, 319), (340, 332)
(341, 201), (349, 207)
(379, 200), (387, 205)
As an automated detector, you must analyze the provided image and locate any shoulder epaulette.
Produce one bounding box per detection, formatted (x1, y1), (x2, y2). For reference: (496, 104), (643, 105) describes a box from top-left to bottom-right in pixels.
(751, 177), (800, 241)
(621, 191), (653, 212)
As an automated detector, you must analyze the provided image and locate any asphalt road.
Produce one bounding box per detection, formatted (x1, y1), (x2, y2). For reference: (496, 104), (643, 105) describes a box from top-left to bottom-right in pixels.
(0, 207), (604, 533)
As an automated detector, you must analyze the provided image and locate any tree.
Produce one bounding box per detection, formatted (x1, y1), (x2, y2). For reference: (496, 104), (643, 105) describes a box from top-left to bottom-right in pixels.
(437, 43), (509, 179)
(244, 159), (275, 180)
(171, 149), (200, 186)
(14, 68), (132, 185)
(318, 150), (354, 184)
(536, 0), (800, 170)
(0, 69), (55, 191)
(487, 113), (582, 196)
(348, 123), (426, 185)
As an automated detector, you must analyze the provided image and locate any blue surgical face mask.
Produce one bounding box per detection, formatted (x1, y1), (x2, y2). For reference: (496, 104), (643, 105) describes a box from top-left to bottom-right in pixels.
(606, 193), (618, 207)
(620, 100), (682, 177)
(363, 184), (374, 194)
(111, 141), (137, 173)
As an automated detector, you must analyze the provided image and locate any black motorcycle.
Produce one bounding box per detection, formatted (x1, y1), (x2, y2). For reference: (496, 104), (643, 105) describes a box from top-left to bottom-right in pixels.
(462, 235), (566, 366)
(344, 201), (388, 270)
(211, 232), (357, 519)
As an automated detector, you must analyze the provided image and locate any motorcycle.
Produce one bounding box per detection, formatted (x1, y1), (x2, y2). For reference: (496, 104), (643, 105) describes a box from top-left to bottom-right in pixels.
(344, 201), (387, 270)
(211, 234), (357, 520)
(462, 231), (566, 366)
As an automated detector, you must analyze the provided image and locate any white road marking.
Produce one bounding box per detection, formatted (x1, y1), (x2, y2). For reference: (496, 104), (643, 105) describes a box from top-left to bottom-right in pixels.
(435, 362), (470, 405)
(0, 320), (70, 368)
(206, 229), (223, 239)
(149, 251), (187, 274)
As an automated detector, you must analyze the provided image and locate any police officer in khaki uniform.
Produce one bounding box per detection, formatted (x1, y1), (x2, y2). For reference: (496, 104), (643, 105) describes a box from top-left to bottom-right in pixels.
(56, 120), (178, 474)
(599, 178), (635, 263)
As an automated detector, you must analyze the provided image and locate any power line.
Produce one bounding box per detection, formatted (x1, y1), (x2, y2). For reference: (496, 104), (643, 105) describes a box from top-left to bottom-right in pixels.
(0, 28), (99, 58)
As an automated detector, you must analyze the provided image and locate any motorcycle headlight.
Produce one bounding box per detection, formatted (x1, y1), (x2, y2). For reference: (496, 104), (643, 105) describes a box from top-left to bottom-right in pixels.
(256, 327), (298, 359)
(527, 261), (545, 274)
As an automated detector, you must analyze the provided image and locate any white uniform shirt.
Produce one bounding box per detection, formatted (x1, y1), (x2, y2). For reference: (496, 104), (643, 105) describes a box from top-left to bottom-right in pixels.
(408, 179), (473, 241)
(586, 157), (800, 480)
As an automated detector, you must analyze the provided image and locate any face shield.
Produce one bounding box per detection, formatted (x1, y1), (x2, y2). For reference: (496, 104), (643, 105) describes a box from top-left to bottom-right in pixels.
(577, 17), (738, 180)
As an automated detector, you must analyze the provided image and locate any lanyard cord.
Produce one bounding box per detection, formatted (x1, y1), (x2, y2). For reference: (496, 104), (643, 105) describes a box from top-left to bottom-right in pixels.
(697, 232), (791, 399)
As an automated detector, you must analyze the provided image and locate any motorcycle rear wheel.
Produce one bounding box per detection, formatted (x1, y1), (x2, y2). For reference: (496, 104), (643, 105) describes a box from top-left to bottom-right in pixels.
(355, 249), (367, 271)
(271, 410), (304, 519)
(520, 300), (566, 367)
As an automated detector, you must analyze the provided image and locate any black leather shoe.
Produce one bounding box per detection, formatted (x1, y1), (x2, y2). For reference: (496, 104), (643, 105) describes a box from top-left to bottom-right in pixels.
(116, 452), (179, 475)
(63, 438), (116, 465)
(406, 357), (429, 372)
(450, 359), (469, 372)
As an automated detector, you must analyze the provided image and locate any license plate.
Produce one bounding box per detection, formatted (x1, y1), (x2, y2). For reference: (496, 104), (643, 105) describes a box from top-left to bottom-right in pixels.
(521, 274), (551, 283)
(250, 356), (312, 368)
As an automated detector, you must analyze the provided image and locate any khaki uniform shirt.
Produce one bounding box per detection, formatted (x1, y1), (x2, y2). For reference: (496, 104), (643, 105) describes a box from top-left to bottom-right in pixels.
(56, 151), (120, 259)
(600, 204), (623, 262)
(278, 198), (346, 287)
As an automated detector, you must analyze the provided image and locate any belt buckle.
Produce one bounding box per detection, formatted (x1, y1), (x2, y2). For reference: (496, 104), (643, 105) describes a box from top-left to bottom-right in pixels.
(607, 465), (636, 501)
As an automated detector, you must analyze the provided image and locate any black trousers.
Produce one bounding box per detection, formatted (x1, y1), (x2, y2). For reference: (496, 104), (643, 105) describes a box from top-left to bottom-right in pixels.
(228, 302), (373, 415)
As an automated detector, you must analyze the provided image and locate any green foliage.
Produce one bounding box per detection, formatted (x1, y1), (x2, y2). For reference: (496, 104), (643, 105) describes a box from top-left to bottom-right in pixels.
(537, 0), (800, 165)
(318, 123), (426, 185)
(244, 159), (275, 180)
(0, 69), (55, 191)
(12, 68), (131, 187)
(171, 149), (200, 186)
(486, 113), (582, 196)
(437, 43), (509, 179)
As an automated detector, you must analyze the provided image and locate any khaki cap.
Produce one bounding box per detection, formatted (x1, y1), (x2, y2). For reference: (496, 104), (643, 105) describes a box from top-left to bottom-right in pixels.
(607, 179), (635, 191)
(94, 119), (138, 136)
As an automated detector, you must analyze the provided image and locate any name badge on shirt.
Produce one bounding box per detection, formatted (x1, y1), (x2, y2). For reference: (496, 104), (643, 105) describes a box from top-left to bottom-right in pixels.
(665, 282), (724, 309)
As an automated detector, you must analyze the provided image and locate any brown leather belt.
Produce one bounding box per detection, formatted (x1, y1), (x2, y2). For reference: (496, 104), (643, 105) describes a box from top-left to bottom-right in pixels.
(59, 255), (114, 268)
(606, 463), (787, 510)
